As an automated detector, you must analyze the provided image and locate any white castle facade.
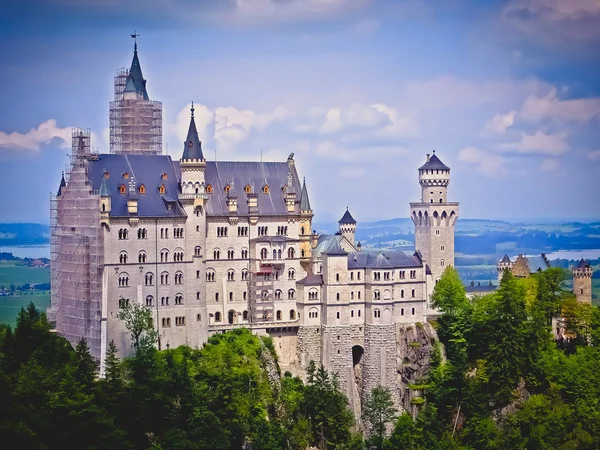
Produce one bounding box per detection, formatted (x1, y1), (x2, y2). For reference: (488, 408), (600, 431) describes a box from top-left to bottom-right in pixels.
(48, 44), (459, 413)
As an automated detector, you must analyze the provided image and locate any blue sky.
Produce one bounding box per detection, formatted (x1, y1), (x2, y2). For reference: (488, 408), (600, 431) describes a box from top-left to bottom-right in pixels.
(0, 0), (599, 224)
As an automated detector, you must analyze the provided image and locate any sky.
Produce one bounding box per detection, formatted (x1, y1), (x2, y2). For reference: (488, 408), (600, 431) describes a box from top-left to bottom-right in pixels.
(0, 0), (599, 224)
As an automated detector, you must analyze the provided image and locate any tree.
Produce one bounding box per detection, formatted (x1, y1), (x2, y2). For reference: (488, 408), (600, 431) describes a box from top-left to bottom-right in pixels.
(384, 413), (417, 450)
(362, 386), (396, 450)
(116, 300), (158, 353)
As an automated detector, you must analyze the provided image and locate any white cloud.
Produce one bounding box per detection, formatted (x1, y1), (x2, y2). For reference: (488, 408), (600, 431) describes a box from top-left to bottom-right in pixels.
(498, 131), (569, 156)
(227, 0), (370, 23)
(520, 88), (600, 122)
(540, 158), (560, 172)
(482, 110), (517, 134)
(0, 120), (72, 151)
(587, 150), (600, 162)
(458, 146), (507, 177)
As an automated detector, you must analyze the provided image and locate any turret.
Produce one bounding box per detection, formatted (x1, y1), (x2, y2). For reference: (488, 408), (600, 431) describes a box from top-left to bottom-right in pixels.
(572, 259), (593, 305)
(179, 103), (207, 209)
(285, 169), (296, 213)
(418, 150), (450, 204)
(338, 208), (356, 246)
(497, 254), (513, 283)
(99, 171), (111, 224)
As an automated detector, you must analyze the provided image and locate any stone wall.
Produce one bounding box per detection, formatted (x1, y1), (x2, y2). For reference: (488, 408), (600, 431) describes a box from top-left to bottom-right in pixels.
(297, 325), (322, 369)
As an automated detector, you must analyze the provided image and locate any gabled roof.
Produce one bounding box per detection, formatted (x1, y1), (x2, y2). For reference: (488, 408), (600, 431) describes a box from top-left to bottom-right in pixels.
(500, 254), (511, 264)
(57, 172), (66, 196)
(128, 44), (149, 100)
(323, 238), (348, 256)
(300, 178), (311, 211)
(182, 105), (204, 160)
(526, 256), (550, 273)
(339, 208), (356, 224)
(419, 151), (450, 171)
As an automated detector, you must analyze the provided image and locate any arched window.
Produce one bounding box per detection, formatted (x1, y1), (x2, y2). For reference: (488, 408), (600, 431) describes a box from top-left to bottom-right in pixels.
(241, 269), (248, 281)
(213, 249), (221, 260)
(215, 312), (221, 322)
(276, 310), (282, 321)
(194, 246), (201, 257)
(358, 309), (361, 317)
(102, 203), (106, 212)
(243, 310), (248, 320)
(118, 272), (129, 287)
(412, 307), (415, 315)
(374, 290), (380, 300)
(288, 247), (295, 259)
(138, 251), (147, 263)
(288, 289), (295, 299)
(175, 271), (183, 284)
(275, 290), (282, 300)
(358, 291), (361, 300)
(374, 309), (381, 318)
(301, 226), (305, 235)
(229, 292), (233, 302)
(227, 269), (235, 281)
(224, 184), (230, 194)
(119, 251), (128, 264)
(290, 310), (296, 320)
(145, 295), (153, 307)
(309, 308), (318, 319)
(204, 184), (212, 194)
(206, 270), (215, 282)
(144, 273), (154, 286)
(411, 289), (415, 298)
(401, 289), (404, 298)
(278, 249), (282, 260)
(288, 268), (295, 280)
(441, 259), (445, 267)
(260, 248), (268, 259)
(336, 312), (340, 319)
(336, 273), (340, 282)
(175, 294), (183, 305)
(401, 308), (404, 316)
(351, 310), (354, 317)
(309, 289), (318, 300)
(336, 293), (340, 301)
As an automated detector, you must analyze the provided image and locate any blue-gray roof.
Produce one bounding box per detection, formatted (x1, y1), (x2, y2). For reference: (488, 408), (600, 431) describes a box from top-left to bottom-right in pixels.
(88, 154), (184, 217)
(300, 178), (311, 211)
(297, 274), (323, 286)
(575, 259), (590, 270)
(57, 172), (66, 196)
(99, 173), (110, 197)
(526, 256), (550, 273)
(128, 46), (149, 100)
(419, 152), (449, 171)
(347, 250), (421, 269)
(203, 161), (302, 216)
(323, 238), (348, 256)
(500, 254), (511, 264)
(339, 208), (356, 224)
(182, 108), (204, 160)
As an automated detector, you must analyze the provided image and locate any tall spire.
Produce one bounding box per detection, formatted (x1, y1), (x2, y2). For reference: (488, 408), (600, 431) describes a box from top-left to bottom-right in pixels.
(127, 37), (149, 100)
(182, 103), (204, 161)
(300, 177), (311, 211)
(57, 171), (66, 196)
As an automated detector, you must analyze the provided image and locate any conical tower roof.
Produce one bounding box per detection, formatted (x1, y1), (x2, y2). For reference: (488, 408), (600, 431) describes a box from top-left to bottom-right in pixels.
(128, 43), (149, 100)
(100, 172), (110, 197)
(501, 254), (511, 264)
(419, 150), (450, 171)
(300, 177), (311, 211)
(339, 208), (356, 224)
(575, 258), (589, 269)
(182, 103), (204, 160)
(57, 172), (66, 196)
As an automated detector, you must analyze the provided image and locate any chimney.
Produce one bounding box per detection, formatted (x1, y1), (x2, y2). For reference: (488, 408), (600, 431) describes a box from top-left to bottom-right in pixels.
(426, 153), (430, 163)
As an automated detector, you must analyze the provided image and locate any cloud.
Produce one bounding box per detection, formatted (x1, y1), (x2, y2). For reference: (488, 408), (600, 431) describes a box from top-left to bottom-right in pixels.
(482, 110), (517, 134)
(498, 130), (569, 156)
(0, 120), (72, 151)
(458, 147), (507, 177)
(502, 0), (600, 45)
(540, 158), (560, 172)
(520, 88), (600, 122)
(587, 150), (600, 162)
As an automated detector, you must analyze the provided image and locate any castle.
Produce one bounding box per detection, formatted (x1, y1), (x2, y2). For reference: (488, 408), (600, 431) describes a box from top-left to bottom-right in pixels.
(48, 42), (456, 415)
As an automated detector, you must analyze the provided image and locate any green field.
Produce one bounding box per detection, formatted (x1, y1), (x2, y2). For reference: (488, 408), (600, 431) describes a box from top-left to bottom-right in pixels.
(0, 261), (50, 287)
(0, 292), (51, 327)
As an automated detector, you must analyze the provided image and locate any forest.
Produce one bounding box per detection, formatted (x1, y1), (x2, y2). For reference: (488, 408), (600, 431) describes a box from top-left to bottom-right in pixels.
(1, 267), (600, 449)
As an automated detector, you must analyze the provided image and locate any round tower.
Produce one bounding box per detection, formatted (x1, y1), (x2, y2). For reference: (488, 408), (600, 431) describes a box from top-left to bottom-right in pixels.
(572, 259), (593, 305)
(497, 254), (513, 283)
(410, 151), (459, 282)
(338, 208), (357, 247)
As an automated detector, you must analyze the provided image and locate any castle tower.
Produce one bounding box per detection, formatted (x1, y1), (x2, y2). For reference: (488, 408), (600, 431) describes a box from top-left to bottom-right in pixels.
(299, 177), (314, 269)
(338, 208), (357, 246)
(572, 259), (593, 305)
(109, 41), (162, 155)
(497, 254), (513, 283)
(410, 151), (459, 282)
(178, 103), (208, 345)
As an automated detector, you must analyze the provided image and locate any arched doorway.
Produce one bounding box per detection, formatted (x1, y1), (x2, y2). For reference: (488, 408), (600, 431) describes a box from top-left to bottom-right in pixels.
(228, 310), (237, 325)
(351, 345), (364, 422)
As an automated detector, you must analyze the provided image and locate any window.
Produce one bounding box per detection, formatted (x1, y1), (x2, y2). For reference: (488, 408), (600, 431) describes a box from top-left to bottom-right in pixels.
(139, 184), (146, 194)
(215, 312), (221, 322)
(145, 295), (153, 307)
(358, 310), (361, 317)
(119, 252), (128, 264)
(287, 247), (295, 259)
(309, 289), (318, 300)
(118, 297), (129, 308)
(162, 318), (171, 328)
(174, 272), (183, 284)
(260, 248), (268, 259)
(161, 296), (169, 306)
(412, 307), (415, 315)
(118, 228), (128, 240)
(227, 249), (234, 259)
(213, 249), (221, 260)
(241, 269), (248, 281)
(224, 184), (230, 194)
(206, 184), (213, 194)
(215, 292), (219, 302)
(351, 291), (354, 300)
(160, 272), (169, 285)
(227, 269), (235, 281)
(196, 270), (201, 278)
(174, 316), (185, 326)
(336, 293), (340, 301)
(358, 291), (361, 300)
(435, 229), (440, 236)
(374, 290), (380, 300)
(244, 185), (251, 194)
(241, 249), (248, 259)
(374, 272), (380, 281)
(350, 272), (354, 281)
(411, 289), (415, 298)
(357, 272), (361, 281)
(196, 292), (201, 300)
(374, 309), (381, 318)
(275, 290), (282, 300)
(173, 251), (184, 262)
(238, 227), (249, 237)
(441, 245), (445, 251)
(401, 289), (404, 298)
(401, 308), (404, 316)
(243, 311), (248, 320)
(410, 270), (416, 279)
(173, 227), (184, 238)
(276, 310), (282, 321)
(138, 251), (147, 263)
(243, 291), (247, 301)
(137, 228), (147, 239)
(159, 184), (165, 194)
(400, 271), (405, 279)
(206, 270), (215, 282)
(262, 185), (269, 194)
(144, 273), (154, 286)
(336, 312), (340, 319)
(197, 313), (202, 322)
(301, 226), (305, 235)
(175, 294), (183, 305)
(309, 309), (318, 319)
(336, 273), (340, 282)
(119, 184), (126, 194)
(194, 246), (201, 257)
(351, 310), (354, 317)
(229, 292), (233, 302)
(118, 273), (129, 287)
(288, 289), (295, 299)
(441, 259), (445, 267)
(288, 268), (295, 280)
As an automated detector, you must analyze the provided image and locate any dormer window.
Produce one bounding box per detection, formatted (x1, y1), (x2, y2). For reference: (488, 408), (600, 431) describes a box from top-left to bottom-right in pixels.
(139, 185), (146, 194)
(119, 184), (126, 194)
(262, 185), (269, 194)
(161, 173), (168, 180)
(123, 172), (129, 179)
(245, 185), (251, 194)
(188, 140), (193, 147)
(206, 184), (213, 194)
(158, 184), (165, 195)
(224, 185), (230, 194)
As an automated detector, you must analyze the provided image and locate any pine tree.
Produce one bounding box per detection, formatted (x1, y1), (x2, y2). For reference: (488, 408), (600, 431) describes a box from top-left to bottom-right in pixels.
(362, 386), (396, 450)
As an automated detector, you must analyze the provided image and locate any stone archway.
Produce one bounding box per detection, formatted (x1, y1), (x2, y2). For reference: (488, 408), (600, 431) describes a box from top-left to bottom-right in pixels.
(351, 345), (365, 424)
(228, 310), (237, 325)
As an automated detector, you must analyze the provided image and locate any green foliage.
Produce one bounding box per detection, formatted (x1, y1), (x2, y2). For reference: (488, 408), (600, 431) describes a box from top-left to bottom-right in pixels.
(116, 300), (158, 352)
(362, 386), (396, 450)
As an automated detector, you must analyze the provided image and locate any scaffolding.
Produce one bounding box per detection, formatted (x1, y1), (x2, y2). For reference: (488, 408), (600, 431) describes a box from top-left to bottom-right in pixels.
(247, 242), (286, 324)
(109, 68), (162, 155)
(48, 128), (104, 361)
